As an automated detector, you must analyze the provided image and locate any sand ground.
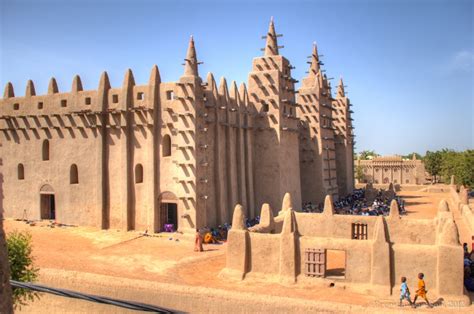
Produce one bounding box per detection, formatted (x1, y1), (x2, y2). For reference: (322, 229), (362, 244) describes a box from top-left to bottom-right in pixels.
(4, 189), (473, 313)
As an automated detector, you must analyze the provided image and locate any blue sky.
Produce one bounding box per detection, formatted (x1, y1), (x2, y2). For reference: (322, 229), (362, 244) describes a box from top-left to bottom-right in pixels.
(1, 0), (472, 155)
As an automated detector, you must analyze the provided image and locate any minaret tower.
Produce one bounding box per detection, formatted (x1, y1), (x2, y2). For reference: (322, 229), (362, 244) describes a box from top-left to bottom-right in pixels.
(169, 36), (207, 232)
(297, 43), (339, 204)
(247, 18), (302, 213)
(333, 77), (355, 196)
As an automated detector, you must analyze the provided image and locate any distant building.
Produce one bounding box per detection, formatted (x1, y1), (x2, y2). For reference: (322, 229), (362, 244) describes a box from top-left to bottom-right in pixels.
(0, 19), (354, 233)
(356, 155), (426, 185)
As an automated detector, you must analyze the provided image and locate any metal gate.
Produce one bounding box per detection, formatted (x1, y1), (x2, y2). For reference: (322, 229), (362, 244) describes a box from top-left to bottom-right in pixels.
(304, 248), (326, 277)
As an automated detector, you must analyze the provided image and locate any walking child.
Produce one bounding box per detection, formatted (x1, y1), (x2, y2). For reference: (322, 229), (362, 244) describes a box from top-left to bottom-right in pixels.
(413, 273), (433, 308)
(399, 276), (413, 307)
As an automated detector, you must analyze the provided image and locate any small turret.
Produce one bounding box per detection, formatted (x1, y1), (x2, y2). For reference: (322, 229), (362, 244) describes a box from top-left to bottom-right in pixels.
(25, 80), (36, 97)
(3, 82), (14, 98)
(72, 75), (83, 93)
(263, 17), (280, 56)
(48, 77), (59, 94)
(183, 36), (199, 77)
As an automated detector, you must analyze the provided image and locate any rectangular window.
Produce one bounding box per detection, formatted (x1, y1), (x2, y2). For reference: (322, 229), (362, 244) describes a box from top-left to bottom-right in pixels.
(61, 100), (67, 107)
(85, 97), (91, 105)
(13, 103), (19, 110)
(38, 102), (44, 109)
(351, 223), (368, 240)
(166, 91), (174, 100)
(137, 92), (144, 100)
(112, 94), (119, 103)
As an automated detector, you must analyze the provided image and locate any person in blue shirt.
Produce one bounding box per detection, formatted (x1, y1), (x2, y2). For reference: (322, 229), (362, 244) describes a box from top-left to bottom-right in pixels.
(399, 276), (414, 307)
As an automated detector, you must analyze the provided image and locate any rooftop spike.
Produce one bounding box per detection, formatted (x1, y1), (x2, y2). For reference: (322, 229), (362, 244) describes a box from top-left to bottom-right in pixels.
(98, 71), (111, 91)
(323, 194), (335, 216)
(264, 17), (279, 56)
(25, 80), (36, 97)
(218, 77), (229, 96)
(238, 83), (249, 106)
(48, 77), (59, 94)
(229, 80), (239, 102)
(337, 77), (345, 97)
(72, 75), (83, 93)
(3, 82), (14, 98)
(122, 68), (135, 89)
(278, 192), (292, 216)
(388, 199), (400, 219)
(307, 42), (320, 76)
(440, 219), (460, 246)
(149, 65), (161, 85)
(232, 204), (246, 230)
(438, 199), (449, 212)
(183, 36), (199, 77)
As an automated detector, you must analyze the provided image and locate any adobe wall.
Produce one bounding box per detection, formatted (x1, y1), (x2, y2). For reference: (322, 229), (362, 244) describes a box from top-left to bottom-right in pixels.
(221, 194), (467, 301)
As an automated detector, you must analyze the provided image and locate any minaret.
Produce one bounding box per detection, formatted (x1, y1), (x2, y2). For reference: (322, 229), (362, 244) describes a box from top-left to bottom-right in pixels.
(174, 36), (206, 231)
(247, 18), (301, 215)
(332, 77), (355, 196)
(297, 42), (339, 204)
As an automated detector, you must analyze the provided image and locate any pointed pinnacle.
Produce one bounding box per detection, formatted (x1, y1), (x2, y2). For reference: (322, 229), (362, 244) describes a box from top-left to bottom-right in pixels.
(264, 18), (279, 56)
(183, 36), (199, 77)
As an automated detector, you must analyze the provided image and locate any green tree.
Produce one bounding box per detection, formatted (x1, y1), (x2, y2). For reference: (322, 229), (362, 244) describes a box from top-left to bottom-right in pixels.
(424, 150), (442, 183)
(355, 165), (364, 182)
(358, 150), (379, 160)
(7, 231), (40, 309)
(402, 152), (423, 160)
(439, 149), (474, 187)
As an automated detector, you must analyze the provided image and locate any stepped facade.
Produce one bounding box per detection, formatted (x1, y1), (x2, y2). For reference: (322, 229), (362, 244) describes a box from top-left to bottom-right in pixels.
(0, 19), (354, 232)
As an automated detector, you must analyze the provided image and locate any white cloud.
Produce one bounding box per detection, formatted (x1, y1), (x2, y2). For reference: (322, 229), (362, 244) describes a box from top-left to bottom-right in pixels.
(447, 50), (474, 73)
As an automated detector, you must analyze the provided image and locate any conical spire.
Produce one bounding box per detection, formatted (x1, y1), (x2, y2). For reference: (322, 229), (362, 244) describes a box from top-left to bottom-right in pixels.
(98, 71), (111, 91)
(48, 77), (59, 94)
(438, 199), (449, 212)
(308, 42), (320, 76)
(337, 77), (345, 97)
(264, 17), (279, 56)
(3, 82), (14, 98)
(323, 195), (335, 216)
(183, 36), (199, 77)
(232, 204), (246, 230)
(122, 68), (135, 89)
(148, 65), (161, 86)
(25, 80), (36, 97)
(389, 199), (400, 219)
(72, 75), (83, 93)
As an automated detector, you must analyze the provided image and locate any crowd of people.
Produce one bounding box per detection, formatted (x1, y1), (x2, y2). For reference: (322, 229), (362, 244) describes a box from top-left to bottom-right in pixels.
(463, 243), (474, 291)
(302, 189), (406, 216)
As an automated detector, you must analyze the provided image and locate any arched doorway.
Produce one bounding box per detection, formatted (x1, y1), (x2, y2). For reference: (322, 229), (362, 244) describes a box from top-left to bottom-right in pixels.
(40, 184), (55, 220)
(156, 192), (178, 233)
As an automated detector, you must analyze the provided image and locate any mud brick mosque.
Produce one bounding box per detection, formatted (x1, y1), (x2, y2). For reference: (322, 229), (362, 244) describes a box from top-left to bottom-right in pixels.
(0, 19), (354, 233)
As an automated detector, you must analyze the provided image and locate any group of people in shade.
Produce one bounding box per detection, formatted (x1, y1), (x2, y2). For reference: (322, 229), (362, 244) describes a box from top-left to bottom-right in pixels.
(399, 273), (433, 308)
(302, 189), (406, 216)
(194, 218), (260, 252)
(463, 243), (474, 291)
